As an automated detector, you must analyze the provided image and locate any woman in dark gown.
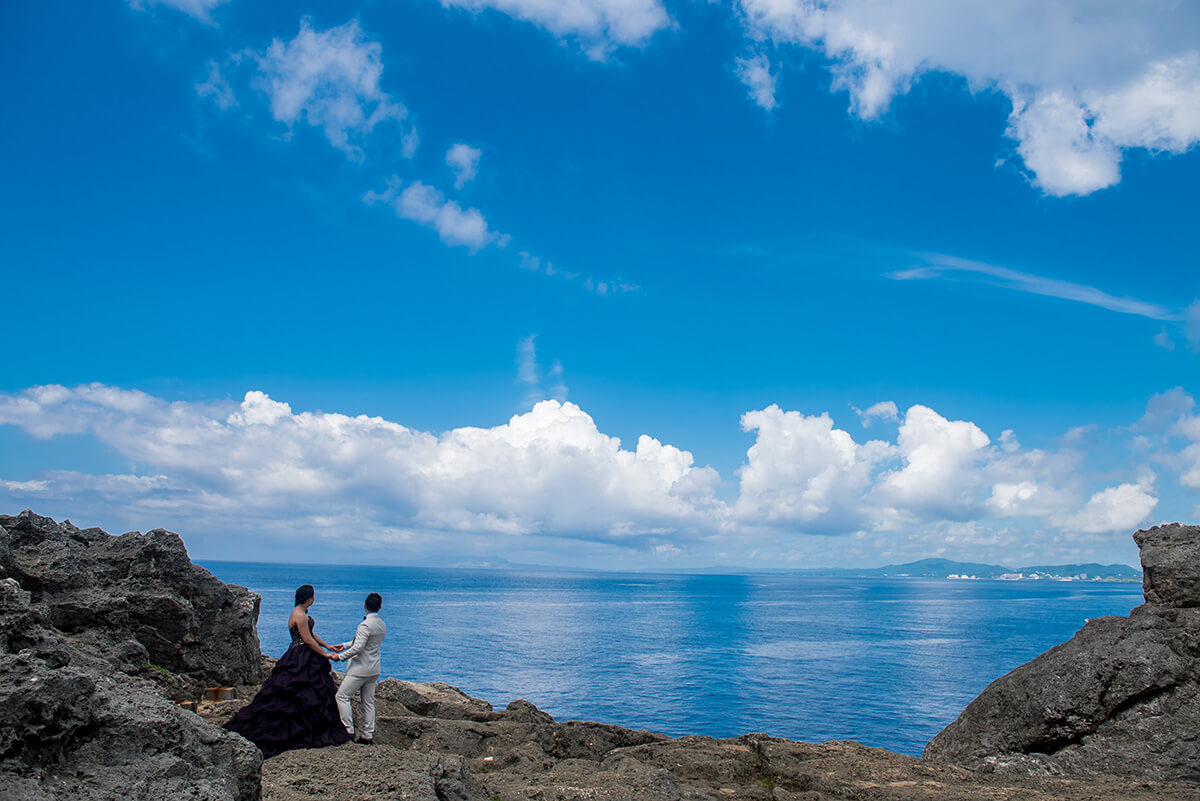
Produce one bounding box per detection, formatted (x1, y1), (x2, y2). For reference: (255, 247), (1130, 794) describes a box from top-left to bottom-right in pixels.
(224, 584), (351, 757)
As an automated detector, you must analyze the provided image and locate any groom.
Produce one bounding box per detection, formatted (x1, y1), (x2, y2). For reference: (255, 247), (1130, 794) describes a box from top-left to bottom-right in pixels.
(333, 592), (387, 745)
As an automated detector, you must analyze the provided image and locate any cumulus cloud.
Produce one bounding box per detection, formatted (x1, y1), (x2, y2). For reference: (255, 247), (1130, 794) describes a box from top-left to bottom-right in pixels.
(0, 385), (721, 546)
(439, 0), (671, 60)
(446, 143), (482, 188)
(129, 0), (229, 24)
(1063, 475), (1158, 534)
(202, 18), (417, 159)
(854, 401), (898, 427)
(1136, 388), (1200, 490)
(735, 53), (778, 111)
(0, 384), (1182, 562)
(736, 1), (1200, 195)
(364, 177), (505, 250)
(735, 406), (889, 529)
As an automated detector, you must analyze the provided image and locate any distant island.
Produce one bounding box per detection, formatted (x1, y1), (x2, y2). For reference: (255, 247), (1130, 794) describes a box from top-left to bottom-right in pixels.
(670, 558), (1142, 581)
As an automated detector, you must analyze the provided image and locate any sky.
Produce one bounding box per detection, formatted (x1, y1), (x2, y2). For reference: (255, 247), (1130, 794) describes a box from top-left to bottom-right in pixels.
(1, 0), (1198, 570)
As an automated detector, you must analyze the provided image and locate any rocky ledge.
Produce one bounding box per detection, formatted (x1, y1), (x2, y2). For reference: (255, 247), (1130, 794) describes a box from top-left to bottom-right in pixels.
(926, 523), (1200, 783)
(3, 510), (1199, 801)
(200, 673), (1193, 800)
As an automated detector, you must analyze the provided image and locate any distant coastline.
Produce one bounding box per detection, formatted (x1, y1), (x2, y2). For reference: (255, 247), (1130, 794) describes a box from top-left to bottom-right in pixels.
(200, 555), (1142, 581)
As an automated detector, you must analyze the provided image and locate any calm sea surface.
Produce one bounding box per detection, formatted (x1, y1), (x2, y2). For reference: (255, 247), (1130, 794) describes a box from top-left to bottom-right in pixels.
(202, 562), (1143, 756)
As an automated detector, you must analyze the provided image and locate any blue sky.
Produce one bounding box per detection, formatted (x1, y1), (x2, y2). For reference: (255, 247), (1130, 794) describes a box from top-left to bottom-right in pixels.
(1, 0), (1198, 569)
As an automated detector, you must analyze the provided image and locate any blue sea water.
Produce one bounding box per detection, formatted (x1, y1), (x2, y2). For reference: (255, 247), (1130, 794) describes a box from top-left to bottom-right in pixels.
(202, 562), (1143, 757)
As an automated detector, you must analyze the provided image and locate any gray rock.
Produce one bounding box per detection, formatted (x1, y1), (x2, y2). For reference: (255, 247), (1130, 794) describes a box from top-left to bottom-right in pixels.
(374, 679), (500, 721)
(1134, 523), (1200, 607)
(0, 513), (262, 801)
(0, 510), (261, 686)
(924, 522), (1200, 783)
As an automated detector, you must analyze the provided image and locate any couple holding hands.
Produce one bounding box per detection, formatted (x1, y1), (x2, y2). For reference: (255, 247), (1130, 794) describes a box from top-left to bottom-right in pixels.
(224, 585), (388, 757)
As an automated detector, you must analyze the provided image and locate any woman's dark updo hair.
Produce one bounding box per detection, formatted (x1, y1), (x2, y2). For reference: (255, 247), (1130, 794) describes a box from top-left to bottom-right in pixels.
(294, 584), (315, 606)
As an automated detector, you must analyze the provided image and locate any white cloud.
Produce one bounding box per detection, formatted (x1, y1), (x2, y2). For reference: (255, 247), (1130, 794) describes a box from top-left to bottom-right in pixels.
(736, 1), (1200, 195)
(1063, 476), (1158, 534)
(365, 177), (504, 250)
(439, 0), (671, 60)
(735, 405), (889, 528)
(129, 0), (229, 24)
(735, 54), (778, 111)
(1154, 328), (1176, 351)
(1136, 389), (1200, 490)
(0, 384), (721, 545)
(195, 60), (237, 111)
(854, 400), (898, 427)
(516, 336), (568, 405)
(517, 251), (639, 296)
(446, 143), (482, 188)
(253, 19), (410, 160)
(892, 253), (1178, 320)
(877, 405), (990, 519)
(1186, 300), (1200, 352)
(0, 383), (1180, 563)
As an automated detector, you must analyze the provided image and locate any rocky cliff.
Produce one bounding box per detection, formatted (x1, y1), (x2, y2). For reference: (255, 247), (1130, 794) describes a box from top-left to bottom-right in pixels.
(0, 511), (262, 801)
(925, 522), (1200, 782)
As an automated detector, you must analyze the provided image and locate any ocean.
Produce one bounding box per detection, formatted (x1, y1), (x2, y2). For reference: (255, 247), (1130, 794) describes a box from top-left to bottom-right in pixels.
(202, 562), (1143, 757)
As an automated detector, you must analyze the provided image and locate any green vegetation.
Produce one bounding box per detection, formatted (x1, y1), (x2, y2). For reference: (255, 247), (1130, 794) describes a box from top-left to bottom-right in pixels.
(757, 777), (775, 791)
(146, 662), (171, 680)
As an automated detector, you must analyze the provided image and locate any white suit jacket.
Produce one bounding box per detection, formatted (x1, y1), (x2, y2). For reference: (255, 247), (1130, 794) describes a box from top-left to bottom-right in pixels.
(339, 613), (386, 678)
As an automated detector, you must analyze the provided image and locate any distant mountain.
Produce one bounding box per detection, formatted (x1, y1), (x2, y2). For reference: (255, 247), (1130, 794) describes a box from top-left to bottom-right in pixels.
(666, 558), (1141, 580)
(795, 558), (1141, 580)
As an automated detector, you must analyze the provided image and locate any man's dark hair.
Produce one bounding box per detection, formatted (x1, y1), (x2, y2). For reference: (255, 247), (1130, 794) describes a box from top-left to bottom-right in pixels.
(365, 592), (382, 613)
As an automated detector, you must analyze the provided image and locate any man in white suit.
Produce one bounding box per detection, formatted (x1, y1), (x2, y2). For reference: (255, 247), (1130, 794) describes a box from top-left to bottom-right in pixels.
(333, 592), (387, 744)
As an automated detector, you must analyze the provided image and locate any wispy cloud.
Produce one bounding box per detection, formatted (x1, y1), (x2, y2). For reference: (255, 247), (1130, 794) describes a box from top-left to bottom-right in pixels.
(446, 143), (481, 188)
(516, 335), (567, 406)
(890, 254), (1178, 321)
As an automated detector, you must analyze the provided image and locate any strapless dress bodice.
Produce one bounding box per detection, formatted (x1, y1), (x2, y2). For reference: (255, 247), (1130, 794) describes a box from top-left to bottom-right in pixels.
(288, 615), (315, 646)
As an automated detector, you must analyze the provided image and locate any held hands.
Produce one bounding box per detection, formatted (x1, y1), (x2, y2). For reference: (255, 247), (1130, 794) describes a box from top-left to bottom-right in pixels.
(331, 644), (345, 652)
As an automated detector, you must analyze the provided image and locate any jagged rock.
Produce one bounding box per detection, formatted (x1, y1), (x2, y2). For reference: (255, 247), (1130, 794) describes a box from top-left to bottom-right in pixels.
(374, 679), (500, 721)
(505, 698), (554, 724)
(0, 513), (262, 801)
(1135, 523), (1200, 607)
(0, 510), (261, 686)
(925, 522), (1200, 783)
(262, 746), (486, 801)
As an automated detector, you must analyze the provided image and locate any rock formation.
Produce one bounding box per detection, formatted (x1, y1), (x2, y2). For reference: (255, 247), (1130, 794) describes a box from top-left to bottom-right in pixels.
(237, 676), (1191, 800)
(925, 522), (1200, 783)
(0, 510), (261, 688)
(4, 508), (1196, 800)
(0, 511), (261, 801)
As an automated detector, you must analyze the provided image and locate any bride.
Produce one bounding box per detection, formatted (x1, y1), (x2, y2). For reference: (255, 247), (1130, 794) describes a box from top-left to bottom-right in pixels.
(224, 584), (351, 757)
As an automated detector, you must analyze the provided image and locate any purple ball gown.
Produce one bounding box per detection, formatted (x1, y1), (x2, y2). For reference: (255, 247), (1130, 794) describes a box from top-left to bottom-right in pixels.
(223, 615), (351, 757)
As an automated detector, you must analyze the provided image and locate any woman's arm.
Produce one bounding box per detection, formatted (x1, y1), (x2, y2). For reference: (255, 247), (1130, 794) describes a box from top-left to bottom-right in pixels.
(291, 611), (332, 658)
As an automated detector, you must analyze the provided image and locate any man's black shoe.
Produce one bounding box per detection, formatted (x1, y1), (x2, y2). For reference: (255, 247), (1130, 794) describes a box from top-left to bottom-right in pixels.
(355, 737), (374, 745)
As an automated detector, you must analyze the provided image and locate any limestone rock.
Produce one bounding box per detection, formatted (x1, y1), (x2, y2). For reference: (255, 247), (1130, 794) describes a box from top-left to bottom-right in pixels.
(375, 679), (500, 721)
(0, 510), (261, 686)
(1135, 523), (1200, 607)
(925, 522), (1200, 783)
(0, 513), (262, 801)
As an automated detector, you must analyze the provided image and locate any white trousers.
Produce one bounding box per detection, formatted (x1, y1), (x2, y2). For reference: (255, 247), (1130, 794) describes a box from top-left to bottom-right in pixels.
(336, 673), (379, 739)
